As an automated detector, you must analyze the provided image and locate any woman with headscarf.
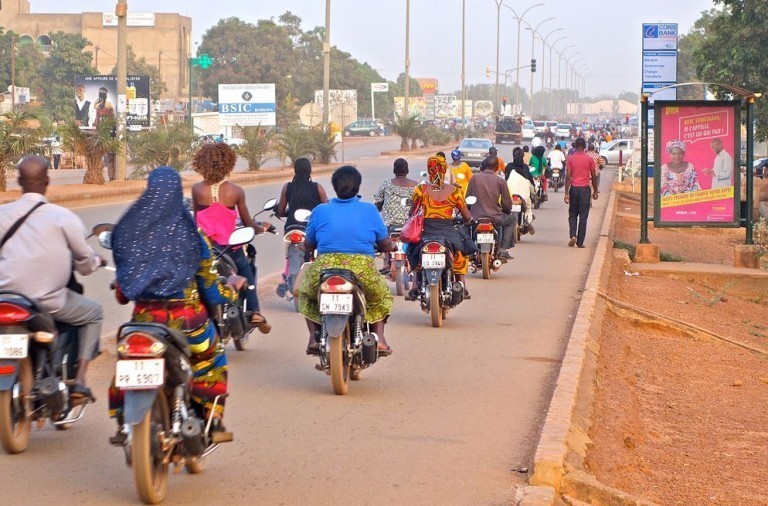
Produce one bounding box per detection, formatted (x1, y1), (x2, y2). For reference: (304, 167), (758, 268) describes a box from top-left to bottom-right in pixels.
(506, 149), (536, 234)
(192, 142), (272, 332)
(660, 140), (700, 196)
(405, 156), (473, 300)
(276, 158), (328, 231)
(109, 167), (238, 434)
(298, 166), (395, 356)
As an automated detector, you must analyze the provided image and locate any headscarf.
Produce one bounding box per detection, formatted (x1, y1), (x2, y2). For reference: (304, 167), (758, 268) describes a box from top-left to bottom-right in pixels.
(427, 155), (448, 189)
(665, 139), (686, 154)
(113, 167), (202, 300)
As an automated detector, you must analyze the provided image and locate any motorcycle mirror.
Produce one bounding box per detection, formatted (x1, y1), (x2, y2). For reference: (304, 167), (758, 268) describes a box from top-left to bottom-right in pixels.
(228, 227), (256, 246)
(420, 171), (428, 178)
(262, 198), (278, 210)
(465, 196), (478, 205)
(91, 223), (114, 236)
(293, 209), (312, 222)
(98, 231), (113, 250)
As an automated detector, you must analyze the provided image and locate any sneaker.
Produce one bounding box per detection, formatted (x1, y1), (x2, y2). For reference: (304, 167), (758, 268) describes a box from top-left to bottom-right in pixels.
(528, 225), (536, 235)
(405, 288), (420, 301)
(70, 383), (95, 402)
(498, 250), (513, 260)
(568, 237), (577, 247)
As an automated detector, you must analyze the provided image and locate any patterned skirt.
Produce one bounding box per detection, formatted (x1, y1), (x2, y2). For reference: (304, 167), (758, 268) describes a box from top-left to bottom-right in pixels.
(108, 299), (228, 421)
(298, 253), (393, 324)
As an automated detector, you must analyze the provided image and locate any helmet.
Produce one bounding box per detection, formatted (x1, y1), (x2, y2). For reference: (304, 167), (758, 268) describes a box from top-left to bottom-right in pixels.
(450, 149), (462, 161)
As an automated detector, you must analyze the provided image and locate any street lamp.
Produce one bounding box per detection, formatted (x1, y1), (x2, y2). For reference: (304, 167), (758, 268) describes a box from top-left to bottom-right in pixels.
(492, 0), (506, 115)
(404, 0), (411, 118)
(539, 27), (563, 116)
(524, 17), (554, 116)
(563, 51), (581, 116)
(548, 36), (567, 116)
(503, 2), (544, 114)
(322, 0), (331, 130)
(461, 0), (466, 125)
(555, 44), (574, 117)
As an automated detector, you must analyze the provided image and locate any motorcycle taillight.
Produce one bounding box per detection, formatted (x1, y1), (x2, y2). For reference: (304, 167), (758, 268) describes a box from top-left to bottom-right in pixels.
(422, 242), (445, 254)
(117, 332), (167, 358)
(0, 302), (31, 325)
(476, 223), (494, 232)
(512, 195), (523, 204)
(320, 275), (354, 293)
(287, 231), (305, 244)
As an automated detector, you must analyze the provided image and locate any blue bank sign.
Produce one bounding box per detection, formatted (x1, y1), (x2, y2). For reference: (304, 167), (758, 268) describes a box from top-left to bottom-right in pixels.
(218, 83), (276, 127)
(642, 23), (678, 50)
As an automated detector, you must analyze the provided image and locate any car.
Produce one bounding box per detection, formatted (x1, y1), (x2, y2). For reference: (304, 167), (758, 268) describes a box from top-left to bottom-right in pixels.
(545, 120), (558, 133)
(457, 137), (493, 167)
(533, 121), (547, 135)
(754, 157), (768, 178)
(343, 120), (387, 137)
(599, 139), (634, 166)
(555, 123), (572, 139)
(521, 120), (536, 140)
(226, 137), (247, 147)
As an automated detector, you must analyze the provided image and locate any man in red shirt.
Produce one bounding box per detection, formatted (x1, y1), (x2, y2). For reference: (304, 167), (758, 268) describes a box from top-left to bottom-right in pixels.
(564, 137), (598, 248)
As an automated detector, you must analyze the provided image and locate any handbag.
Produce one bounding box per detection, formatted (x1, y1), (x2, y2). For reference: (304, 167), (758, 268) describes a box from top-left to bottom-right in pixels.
(400, 202), (425, 244)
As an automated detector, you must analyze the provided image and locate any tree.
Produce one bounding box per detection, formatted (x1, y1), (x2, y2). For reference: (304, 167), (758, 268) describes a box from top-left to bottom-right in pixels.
(389, 114), (422, 151)
(60, 119), (120, 185)
(235, 126), (275, 170)
(618, 91), (639, 104)
(127, 122), (198, 177)
(677, 9), (720, 100)
(39, 32), (96, 122)
(0, 111), (42, 191)
(691, 1), (768, 139)
(110, 45), (167, 97)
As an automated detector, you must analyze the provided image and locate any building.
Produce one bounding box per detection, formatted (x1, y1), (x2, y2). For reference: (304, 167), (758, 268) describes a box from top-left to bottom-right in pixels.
(0, 1), (191, 99)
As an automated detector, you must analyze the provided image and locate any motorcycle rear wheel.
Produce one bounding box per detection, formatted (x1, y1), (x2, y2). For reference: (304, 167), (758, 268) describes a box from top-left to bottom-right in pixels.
(329, 325), (351, 395)
(132, 391), (170, 505)
(480, 252), (491, 279)
(0, 357), (32, 454)
(429, 282), (443, 328)
(394, 265), (405, 296)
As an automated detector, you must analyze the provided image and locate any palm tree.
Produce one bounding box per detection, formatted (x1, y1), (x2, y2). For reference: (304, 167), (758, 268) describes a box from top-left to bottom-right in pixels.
(127, 122), (198, 178)
(390, 114), (422, 152)
(0, 111), (43, 191)
(235, 125), (275, 170)
(60, 119), (120, 185)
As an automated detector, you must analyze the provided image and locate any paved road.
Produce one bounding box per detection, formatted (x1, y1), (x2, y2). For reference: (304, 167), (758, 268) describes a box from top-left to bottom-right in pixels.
(0, 138), (614, 504)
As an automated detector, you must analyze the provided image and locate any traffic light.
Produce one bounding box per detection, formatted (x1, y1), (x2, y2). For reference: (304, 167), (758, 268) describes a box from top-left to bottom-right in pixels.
(486, 65), (491, 77)
(531, 58), (537, 73)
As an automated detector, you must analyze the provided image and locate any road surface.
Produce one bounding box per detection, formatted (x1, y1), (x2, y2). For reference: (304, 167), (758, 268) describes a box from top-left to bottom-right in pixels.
(0, 137), (613, 504)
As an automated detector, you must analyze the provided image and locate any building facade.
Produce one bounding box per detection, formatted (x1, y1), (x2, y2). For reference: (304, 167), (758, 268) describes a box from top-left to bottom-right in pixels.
(0, 1), (191, 99)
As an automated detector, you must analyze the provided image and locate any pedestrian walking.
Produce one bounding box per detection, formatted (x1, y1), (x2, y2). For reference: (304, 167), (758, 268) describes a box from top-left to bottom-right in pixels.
(51, 136), (63, 170)
(564, 137), (599, 248)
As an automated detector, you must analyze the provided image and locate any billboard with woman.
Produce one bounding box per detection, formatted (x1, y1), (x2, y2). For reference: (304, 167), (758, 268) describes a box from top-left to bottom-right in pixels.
(653, 100), (740, 227)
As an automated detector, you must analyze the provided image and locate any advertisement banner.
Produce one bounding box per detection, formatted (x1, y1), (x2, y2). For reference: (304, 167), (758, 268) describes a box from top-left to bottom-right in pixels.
(642, 51), (677, 83)
(125, 76), (150, 127)
(219, 83), (276, 127)
(74, 75), (150, 128)
(653, 101), (740, 227)
(102, 12), (156, 27)
(435, 95), (456, 118)
(393, 97), (427, 119)
(371, 82), (389, 93)
(643, 23), (678, 50)
(314, 89), (358, 123)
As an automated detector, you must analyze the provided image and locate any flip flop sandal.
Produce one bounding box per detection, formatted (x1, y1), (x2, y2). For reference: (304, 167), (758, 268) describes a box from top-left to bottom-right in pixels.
(306, 343), (321, 355)
(377, 345), (393, 357)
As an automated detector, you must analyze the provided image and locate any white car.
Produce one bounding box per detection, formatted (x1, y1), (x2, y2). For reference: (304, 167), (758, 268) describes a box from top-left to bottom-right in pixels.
(226, 137), (247, 147)
(522, 120), (536, 140)
(599, 139), (634, 166)
(545, 120), (558, 133)
(555, 123), (572, 139)
(533, 121), (547, 135)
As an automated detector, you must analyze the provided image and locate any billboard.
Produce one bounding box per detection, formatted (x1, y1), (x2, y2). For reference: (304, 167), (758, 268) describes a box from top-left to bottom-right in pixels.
(643, 23), (678, 50)
(314, 89), (358, 123)
(219, 83), (276, 127)
(102, 12), (156, 27)
(653, 101), (740, 227)
(393, 97), (427, 119)
(74, 75), (150, 128)
(435, 95), (456, 118)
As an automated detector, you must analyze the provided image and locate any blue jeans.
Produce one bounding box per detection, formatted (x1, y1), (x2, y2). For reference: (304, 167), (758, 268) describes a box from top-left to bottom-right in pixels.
(230, 247), (260, 313)
(568, 186), (592, 246)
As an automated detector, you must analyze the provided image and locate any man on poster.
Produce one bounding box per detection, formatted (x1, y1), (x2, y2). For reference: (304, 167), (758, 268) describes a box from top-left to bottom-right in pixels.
(703, 138), (733, 189)
(74, 84), (94, 127)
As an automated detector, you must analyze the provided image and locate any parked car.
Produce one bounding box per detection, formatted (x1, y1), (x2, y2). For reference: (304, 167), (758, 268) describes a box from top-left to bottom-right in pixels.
(754, 157), (768, 178)
(533, 121), (547, 135)
(521, 120), (536, 140)
(457, 137), (493, 167)
(599, 139), (634, 166)
(343, 120), (387, 137)
(555, 123), (572, 139)
(545, 120), (558, 133)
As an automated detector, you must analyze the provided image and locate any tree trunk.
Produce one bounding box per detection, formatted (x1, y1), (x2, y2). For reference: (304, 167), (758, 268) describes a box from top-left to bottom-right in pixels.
(400, 138), (409, 152)
(0, 166), (6, 192)
(83, 155), (106, 185)
(410, 139), (418, 150)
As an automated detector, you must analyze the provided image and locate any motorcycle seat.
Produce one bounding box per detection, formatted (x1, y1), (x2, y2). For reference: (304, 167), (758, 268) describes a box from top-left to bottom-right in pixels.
(0, 290), (57, 333)
(118, 322), (191, 357)
(320, 268), (364, 291)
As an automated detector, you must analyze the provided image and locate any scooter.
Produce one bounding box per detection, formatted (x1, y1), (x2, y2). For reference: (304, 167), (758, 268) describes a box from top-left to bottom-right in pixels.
(470, 219), (508, 279)
(550, 167), (562, 192)
(276, 209), (313, 312)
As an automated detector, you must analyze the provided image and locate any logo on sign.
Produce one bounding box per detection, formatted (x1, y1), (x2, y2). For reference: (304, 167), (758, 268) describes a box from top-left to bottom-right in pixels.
(242, 91), (253, 101)
(644, 25), (659, 38)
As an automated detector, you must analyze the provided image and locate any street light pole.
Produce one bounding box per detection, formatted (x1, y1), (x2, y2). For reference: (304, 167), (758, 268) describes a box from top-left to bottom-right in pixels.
(540, 27), (562, 116)
(404, 0), (411, 118)
(561, 48), (579, 116)
(494, 0), (503, 115)
(549, 36), (567, 117)
(461, 0), (466, 125)
(115, 0), (127, 181)
(526, 17), (553, 116)
(322, 0), (331, 130)
(504, 2), (544, 115)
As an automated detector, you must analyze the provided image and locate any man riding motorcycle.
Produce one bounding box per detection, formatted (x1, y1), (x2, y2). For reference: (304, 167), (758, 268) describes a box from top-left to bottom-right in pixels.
(0, 156), (104, 401)
(449, 149), (473, 196)
(466, 156), (515, 259)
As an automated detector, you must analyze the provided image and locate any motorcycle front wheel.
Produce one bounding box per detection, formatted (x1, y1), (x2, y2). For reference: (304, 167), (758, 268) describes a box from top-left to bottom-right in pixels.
(329, 325), (351, 395)
(429, 281), (443, 328)
(0, 357), (32, 454)
(132, 391), (170, 505)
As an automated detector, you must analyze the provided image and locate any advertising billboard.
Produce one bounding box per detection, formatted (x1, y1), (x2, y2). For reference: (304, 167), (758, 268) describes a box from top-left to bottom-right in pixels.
(219, 83), (277, 127)
(74, 75), (150, 128)
(642, 23), (678, 50)
(314, 89), (358, 123)
(653, 101), (740, 227)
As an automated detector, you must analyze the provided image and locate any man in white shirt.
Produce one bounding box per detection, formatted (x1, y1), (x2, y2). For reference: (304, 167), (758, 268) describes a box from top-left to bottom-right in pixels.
(74, 84), (95, 128)
(0, 157), (104, 400)
(704, 138), (734, 189)
(546, 144), (567, 195)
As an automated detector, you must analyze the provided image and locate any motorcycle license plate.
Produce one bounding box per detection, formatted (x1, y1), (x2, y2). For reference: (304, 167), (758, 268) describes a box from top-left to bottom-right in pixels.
(477, 233), (494, 244)
(0, 334), (27, 359)
(319, 293), (353, 314)
(511, 204), (522, 213)
(422, 254), (446, 269)
(396, 241), (406, 253)
(115, 359), (164, 390)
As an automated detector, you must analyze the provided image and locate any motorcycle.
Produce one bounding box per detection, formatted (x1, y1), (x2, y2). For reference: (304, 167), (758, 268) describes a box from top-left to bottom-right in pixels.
(96, 228), (238, 505)
(532, 177), (544, 209)
(312, 265), (383, 395)
(384, 227), (411, 296)
(550, 167), (562, 192)
(470, 219), (508, 279)
(511, 194), (532, 242)
(0, 290), (95, 454)
(210, 199), (277, 350)
(276, 208), (314, 311)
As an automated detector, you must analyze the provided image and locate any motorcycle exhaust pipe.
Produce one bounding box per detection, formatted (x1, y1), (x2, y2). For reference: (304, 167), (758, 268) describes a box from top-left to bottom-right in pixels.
(450, 281), (464, 306)
(492, 259), (503, 269)
(361, 334), (378, 365)
(181, 417), (206, 457)
(38, 377), (68, 414)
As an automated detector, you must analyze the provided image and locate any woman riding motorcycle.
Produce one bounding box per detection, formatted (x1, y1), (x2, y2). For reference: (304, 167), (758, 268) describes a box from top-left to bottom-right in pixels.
(298, 166), (395, 356)
(191, 142), (272, 333)
(406, 156), (473, 300)
(109, 167), (239, 435)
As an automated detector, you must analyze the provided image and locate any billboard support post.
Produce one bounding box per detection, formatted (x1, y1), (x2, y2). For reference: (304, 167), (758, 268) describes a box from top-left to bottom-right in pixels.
(746, 96), (755, 244)
(640, 93), (649, 244)
(116, 0), (127, 181)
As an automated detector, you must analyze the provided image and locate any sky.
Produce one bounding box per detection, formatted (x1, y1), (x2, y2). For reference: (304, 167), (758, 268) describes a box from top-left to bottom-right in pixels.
(33, 0), (717, 98)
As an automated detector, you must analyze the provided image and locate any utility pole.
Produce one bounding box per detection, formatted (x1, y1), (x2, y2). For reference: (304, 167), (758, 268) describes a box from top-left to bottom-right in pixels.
(116, 0), (128, 181)
(10, 35), (15, 111)
(404, 0), (411, 118)
(322, 0), (331, 131)
(461, 0), (466, 125)
(494, 0), (502, 115)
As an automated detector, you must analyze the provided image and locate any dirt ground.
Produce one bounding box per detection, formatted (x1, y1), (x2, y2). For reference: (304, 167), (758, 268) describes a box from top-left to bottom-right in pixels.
(584, 197), (768, 505)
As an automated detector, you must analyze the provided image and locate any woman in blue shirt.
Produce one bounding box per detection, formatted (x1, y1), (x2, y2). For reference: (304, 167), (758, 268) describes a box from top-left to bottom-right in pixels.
(298, 166), (396, 356)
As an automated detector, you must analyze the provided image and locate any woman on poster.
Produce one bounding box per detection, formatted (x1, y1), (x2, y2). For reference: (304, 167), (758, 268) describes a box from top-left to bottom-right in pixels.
(660, 140), (700, 196)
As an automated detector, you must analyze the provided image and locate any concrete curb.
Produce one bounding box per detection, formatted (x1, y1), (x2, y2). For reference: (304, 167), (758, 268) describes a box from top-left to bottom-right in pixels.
(380, 143), (457, 157)
(528, 188), (618, 495)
